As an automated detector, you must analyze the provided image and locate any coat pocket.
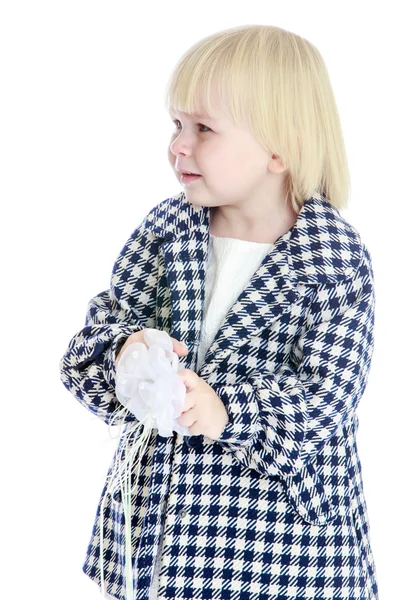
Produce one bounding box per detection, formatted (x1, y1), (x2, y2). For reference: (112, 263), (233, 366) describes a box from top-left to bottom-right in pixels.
(279, 460), (339, 525)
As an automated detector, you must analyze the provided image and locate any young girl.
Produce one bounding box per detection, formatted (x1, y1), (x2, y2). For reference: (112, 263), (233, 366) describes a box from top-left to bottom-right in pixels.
(59, 24), (379, 600)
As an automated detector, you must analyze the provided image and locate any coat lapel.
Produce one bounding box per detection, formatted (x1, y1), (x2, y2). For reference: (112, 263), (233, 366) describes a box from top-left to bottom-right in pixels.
(154, 190), (360, 376)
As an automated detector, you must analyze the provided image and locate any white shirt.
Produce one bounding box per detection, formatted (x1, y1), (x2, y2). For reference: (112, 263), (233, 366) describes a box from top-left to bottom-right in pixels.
(196, 234), (274, 372)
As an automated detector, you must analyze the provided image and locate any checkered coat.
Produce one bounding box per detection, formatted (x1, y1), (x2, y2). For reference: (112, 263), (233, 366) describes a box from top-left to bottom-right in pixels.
(59, 191), (379, 600)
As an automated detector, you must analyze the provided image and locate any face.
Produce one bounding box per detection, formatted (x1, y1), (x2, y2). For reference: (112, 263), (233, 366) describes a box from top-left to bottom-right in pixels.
(167, 103), (286, 211)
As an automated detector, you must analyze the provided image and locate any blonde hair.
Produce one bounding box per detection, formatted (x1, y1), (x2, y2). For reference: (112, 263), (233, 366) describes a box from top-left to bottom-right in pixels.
(164, 24), (351, 214)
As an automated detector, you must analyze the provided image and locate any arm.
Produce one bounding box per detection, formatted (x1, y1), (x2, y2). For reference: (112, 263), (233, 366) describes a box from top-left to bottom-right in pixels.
(59, 216), (160, 425)
(211, 244), (375, 477)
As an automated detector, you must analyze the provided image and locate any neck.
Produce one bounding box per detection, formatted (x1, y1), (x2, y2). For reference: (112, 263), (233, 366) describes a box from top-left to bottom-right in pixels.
(210, 201), (298, 244)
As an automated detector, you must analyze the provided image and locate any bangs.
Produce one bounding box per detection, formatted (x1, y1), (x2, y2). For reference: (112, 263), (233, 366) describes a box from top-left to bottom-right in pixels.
(164, 27), (257, 129)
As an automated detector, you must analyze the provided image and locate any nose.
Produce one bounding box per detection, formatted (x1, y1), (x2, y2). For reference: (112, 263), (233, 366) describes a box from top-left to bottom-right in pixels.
(169, 129), (195, 157)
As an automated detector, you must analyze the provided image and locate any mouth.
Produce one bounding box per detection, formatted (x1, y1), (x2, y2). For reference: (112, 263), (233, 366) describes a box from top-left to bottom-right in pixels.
(180, 173), (202, 183)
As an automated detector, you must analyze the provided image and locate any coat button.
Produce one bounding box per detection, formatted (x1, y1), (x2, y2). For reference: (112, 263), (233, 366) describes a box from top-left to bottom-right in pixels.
(185, 434), (204, 449)
(178, 509), (188, 519)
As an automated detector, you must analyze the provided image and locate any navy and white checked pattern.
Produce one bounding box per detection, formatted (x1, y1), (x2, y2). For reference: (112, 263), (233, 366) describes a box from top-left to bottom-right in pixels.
(59, 191), (379, 599)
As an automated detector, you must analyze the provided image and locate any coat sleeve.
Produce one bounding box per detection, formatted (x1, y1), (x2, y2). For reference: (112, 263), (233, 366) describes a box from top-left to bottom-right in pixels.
(59, 216), (160, 426)
(211, 243), (375, 477)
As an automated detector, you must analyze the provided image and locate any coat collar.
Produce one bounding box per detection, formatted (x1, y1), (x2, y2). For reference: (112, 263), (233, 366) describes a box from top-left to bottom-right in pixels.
(146, 190), (362, 375)
(147, 190), (362, 285)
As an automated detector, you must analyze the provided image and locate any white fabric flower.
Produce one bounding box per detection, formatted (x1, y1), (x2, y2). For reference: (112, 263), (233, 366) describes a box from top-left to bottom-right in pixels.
(115, 328), (190, 438)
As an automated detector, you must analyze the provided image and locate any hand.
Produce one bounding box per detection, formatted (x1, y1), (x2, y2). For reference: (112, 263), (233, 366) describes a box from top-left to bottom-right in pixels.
(115, 329), (188, 369)
(177, 369), (229, 440)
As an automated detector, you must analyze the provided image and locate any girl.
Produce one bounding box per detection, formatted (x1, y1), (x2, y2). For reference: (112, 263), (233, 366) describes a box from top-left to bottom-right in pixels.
(59, 24), (379, 600)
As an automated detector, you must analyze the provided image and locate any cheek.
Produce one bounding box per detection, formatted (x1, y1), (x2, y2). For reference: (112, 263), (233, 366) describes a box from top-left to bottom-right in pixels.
(230, 152), (261, 177)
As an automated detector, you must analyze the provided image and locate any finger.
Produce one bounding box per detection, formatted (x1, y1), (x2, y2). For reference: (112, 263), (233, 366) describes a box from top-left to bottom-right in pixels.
(178, 369), (197, 392)
(170, 337), (189, 356)
(181, 393), (196, 413)
(178, 408), (197, 427)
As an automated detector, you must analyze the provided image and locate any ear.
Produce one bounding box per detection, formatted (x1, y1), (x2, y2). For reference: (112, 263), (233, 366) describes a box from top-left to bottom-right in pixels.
(268, 154), (287, 174)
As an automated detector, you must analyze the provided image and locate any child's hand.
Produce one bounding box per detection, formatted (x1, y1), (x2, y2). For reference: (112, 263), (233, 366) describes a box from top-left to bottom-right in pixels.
(177, 369), (229, 440)
(115, 329), (188, 369)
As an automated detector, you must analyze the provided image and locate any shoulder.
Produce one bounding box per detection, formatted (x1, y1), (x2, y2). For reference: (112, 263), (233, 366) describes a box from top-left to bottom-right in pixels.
(289, 194), (373, 285)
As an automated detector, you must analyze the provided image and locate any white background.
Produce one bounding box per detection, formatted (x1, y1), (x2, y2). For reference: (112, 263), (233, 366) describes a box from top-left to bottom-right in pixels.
(1, 1), (398, 599)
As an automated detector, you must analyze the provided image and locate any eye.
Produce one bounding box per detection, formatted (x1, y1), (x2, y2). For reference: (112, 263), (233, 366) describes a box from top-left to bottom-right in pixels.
(172, 119), (211, 133)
